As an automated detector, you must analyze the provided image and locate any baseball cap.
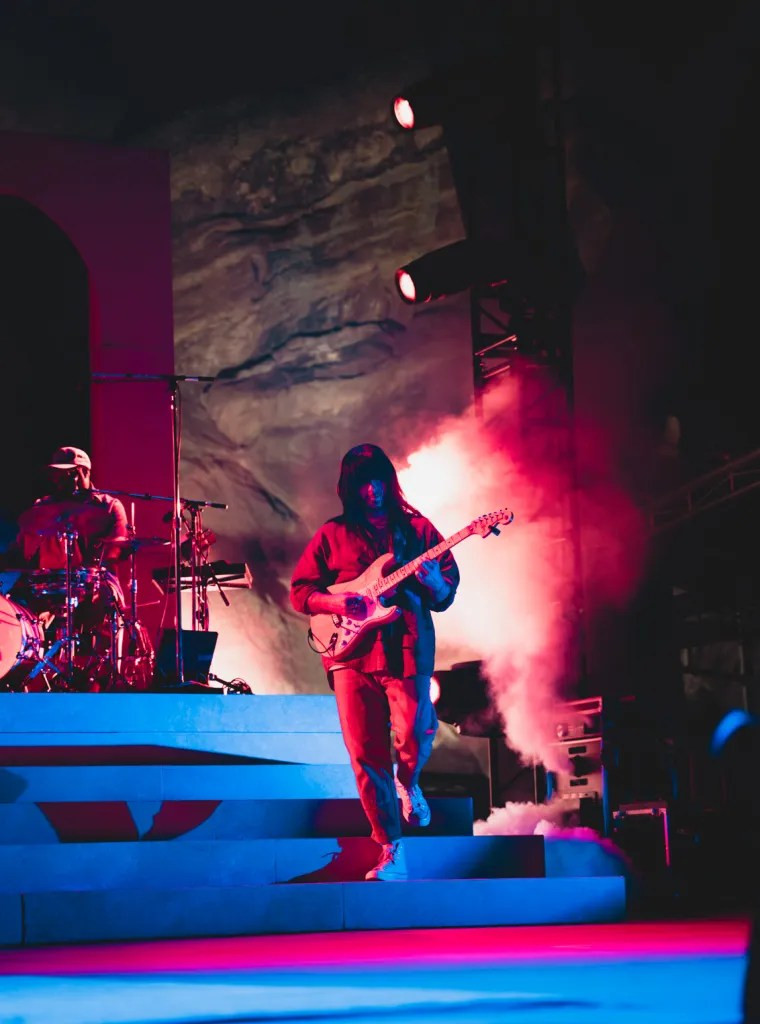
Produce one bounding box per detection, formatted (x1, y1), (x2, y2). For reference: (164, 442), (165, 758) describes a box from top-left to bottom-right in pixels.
(48, 446), (92, 471)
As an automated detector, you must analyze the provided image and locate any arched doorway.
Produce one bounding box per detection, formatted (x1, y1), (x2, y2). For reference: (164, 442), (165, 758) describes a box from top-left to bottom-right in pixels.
(0, 195), (90, 527)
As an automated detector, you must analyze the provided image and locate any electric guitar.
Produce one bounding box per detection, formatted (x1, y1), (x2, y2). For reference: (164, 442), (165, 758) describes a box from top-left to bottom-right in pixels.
(308, 507), (514, 661)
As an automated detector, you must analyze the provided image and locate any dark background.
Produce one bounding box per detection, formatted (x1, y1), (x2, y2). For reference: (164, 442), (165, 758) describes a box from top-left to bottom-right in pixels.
(2, 0), (759, 461)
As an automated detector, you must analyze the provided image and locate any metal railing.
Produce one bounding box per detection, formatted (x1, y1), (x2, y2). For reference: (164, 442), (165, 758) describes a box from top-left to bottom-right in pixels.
(648, 447), (760, 533)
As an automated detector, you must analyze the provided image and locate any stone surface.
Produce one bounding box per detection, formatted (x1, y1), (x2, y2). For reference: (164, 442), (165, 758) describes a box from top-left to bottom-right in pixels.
(142, 75), (475, 692)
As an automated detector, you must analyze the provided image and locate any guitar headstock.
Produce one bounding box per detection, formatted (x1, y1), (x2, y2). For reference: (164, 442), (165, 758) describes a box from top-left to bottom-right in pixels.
(469, 508), (515, 537)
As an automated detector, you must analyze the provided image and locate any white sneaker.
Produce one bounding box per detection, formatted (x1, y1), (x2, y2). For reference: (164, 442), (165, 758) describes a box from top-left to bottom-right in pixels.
(365, 840), (408, 881)
(395, 778), (431, 827)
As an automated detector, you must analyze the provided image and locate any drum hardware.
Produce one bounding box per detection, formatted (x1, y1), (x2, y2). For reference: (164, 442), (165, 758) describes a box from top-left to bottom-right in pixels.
(15, 499), (117, 690)
(18, 526), (82, 689)
(95, 482), (232, 687)
(104, 536), (171, 552)
(92, 504), (157, 691)
(6, 496), (158, 692)
(62, 525), (77, 684)
(23, 636), (69, 691)
(26, 567), (102, 601)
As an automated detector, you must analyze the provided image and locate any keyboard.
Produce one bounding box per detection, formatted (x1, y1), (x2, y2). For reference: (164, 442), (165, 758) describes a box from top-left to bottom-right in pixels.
(151, 560), (252, 594)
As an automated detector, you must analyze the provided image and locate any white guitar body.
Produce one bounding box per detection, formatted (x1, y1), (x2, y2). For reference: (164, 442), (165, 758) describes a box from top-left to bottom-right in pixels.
(307, 507), (514, 662)
(308, 553), (401, 661)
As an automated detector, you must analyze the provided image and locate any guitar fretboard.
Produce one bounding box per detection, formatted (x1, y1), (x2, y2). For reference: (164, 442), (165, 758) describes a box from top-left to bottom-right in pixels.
(368, 525), (474, 597)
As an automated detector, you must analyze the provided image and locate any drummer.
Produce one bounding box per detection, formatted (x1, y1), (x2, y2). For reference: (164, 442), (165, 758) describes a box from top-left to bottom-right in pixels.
(17, 446), (128, 571)
(12, 446), (129, 688)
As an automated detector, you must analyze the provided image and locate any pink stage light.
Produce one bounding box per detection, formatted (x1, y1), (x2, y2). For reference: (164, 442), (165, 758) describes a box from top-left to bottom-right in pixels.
(0, 919), (748, 974)
(395, 372), (648, 773)
(395, 268), (417, 303)
(392, 96), (415, 130)
(429, 675), (441, 704)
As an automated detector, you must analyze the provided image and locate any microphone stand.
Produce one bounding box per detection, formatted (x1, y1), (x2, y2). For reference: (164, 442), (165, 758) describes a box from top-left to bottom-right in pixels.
(92, 371), (217, 686)
(182, 499), (231, 631)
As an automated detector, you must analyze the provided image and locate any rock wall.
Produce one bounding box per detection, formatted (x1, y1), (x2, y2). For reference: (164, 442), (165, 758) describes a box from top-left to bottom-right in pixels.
(146, 74), (475, 691)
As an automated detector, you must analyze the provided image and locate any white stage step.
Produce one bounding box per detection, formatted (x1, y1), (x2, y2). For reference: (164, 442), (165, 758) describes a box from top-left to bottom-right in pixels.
(0, 796), (476, 843)
(0, 693), (342, 734)
(0, 835), (545, 891)
(0, 763), (360, 801)
(0, 691), (630, 945)
(4, 876), (626, 945)
(0, 731), (350, 762)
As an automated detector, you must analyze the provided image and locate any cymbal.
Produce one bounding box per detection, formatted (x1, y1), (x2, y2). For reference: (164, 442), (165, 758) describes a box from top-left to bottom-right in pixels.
(99, 536), (170, 551)
(18, 501), (114, 538)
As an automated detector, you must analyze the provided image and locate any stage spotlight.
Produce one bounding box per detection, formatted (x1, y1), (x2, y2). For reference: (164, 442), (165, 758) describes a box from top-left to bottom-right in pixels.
(395, 268), (418, 303)
(391, 61), (503, 133)
(391, 75), (451, 132)
(395, 239), (517, 305)
(430, 675), (441, 704)
(392, 96), (416, 131)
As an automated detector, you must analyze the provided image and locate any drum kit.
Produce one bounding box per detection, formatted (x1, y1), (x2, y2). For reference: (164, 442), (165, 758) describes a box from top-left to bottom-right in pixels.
(1, 371), (252, 694)
(0, 499), (162, 693)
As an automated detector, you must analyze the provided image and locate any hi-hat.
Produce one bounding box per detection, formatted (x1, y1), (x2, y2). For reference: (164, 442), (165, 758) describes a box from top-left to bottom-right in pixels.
(18, 501), (114, 537)
(99, 536), (170, 551)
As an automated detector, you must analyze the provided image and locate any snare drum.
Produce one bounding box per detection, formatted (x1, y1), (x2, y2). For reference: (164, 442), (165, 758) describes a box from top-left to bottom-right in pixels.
(26, 567), (104, 606)
(0, 593), (45, 689)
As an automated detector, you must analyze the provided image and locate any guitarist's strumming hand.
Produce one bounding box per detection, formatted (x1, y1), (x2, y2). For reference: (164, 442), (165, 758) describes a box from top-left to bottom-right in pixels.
(415, 559), (449, 603)
(307, 591), (368, 620)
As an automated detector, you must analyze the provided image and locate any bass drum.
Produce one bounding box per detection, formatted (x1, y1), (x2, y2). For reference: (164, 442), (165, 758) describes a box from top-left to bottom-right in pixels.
(0, 593), (46, 691)
(118, 619), (156, 691)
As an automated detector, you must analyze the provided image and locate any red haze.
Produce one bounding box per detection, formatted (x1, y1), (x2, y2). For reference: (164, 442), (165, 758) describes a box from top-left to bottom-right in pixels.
(397, 370), (648, 773)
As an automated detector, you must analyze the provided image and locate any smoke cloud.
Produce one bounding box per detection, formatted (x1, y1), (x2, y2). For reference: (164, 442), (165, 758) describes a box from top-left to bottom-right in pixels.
(473, 799), (593, 837)
(396, 368), (647, 773)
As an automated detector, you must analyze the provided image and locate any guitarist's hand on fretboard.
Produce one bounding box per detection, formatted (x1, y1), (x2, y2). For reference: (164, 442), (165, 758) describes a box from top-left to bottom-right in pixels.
(415, 559), (448, 602)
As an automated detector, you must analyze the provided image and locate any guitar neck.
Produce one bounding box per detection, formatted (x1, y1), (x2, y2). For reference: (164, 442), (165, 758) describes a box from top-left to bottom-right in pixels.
(372, 526), (473, 597)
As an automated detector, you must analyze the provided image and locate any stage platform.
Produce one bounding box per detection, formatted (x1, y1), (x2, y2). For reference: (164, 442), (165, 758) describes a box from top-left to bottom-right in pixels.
(0, 918), (748, 1024)
(0, 694), (628, 945)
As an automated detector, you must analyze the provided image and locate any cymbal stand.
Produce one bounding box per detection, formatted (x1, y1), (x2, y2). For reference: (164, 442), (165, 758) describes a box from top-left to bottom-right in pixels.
(119, 503), (150, 688)
(108, 599), (120, 686)
(62, 526), (77, 686)
(104, 503), (156, 690)
(95, 486), (230, 636)
(30, 525), (79, 691)
(127, 501), (139, 628)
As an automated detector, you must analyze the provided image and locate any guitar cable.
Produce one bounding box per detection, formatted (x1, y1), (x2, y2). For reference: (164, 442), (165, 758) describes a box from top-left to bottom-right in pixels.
(307, 626), (338, 656)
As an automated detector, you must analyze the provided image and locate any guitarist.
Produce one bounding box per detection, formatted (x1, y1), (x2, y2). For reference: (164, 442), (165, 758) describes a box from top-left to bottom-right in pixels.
(290, 443), (459, 881)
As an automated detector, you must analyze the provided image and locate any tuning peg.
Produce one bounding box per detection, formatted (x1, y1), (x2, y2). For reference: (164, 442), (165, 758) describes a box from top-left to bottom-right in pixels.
(488, 525), (501, 536)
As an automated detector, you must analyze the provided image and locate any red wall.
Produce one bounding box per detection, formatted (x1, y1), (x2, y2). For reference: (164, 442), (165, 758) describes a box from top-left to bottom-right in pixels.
(0, 131), (175, 638)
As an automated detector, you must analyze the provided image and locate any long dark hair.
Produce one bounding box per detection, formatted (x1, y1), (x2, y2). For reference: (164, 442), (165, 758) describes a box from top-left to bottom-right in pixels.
(336, 443), (421, 547)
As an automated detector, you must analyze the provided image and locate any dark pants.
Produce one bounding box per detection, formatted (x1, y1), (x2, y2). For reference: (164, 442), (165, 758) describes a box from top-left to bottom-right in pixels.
(331, 668), (438, 844)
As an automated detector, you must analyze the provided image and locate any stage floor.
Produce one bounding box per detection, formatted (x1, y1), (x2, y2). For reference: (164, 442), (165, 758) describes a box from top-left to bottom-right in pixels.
(0, 916), (750, 1024)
